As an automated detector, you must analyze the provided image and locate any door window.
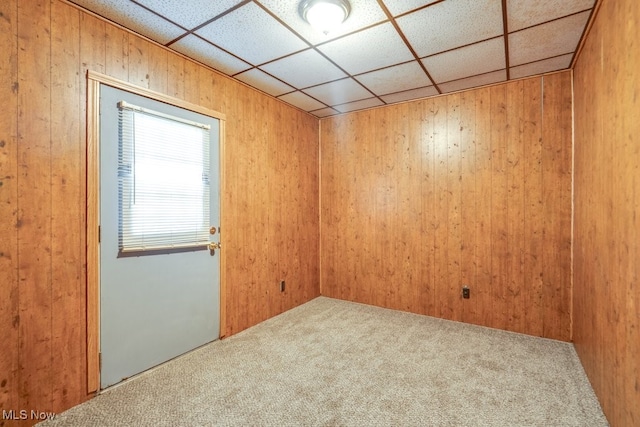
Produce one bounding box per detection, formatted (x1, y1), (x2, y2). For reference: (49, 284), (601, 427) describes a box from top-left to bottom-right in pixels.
(118, 101), (211, 253)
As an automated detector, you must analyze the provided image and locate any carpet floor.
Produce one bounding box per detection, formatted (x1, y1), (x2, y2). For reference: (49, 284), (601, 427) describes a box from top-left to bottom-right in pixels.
(41, 297), (608, 426)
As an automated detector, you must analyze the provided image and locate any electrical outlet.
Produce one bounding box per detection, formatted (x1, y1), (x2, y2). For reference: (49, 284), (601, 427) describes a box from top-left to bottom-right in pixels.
(462, 286), (470, 299)
(280, 280), (285, 292)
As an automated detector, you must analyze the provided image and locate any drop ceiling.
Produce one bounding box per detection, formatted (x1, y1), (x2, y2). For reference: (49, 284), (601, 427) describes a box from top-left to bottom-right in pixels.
(68, 0), (597, 117)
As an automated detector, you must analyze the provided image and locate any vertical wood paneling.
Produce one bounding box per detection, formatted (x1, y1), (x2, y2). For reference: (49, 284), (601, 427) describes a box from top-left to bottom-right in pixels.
(3, 0), (320, 418)
(417, 101), (436, 317)
(506, 80), (525, 334)
(522, 78), (544, 337)
(167, 55), (185, 99)
(358, 111), (376, 305)
(474, 87), (493, 328)
(127, 36), (150, 88)
(489, 84), (509, 332)
(324, 116), (339, 300)
(254, 96), (272, 320)
(266, 98), (281, 318)
(459, 90), (477, 324)
(182, 59), (200, 106)
(320, 73), (573, 339)
(50, 1), (86, 412)
(79, 13), (105, 74)
(402, 104), (422, 314)
(446, 94), (462, 321)
(197, 66), (215, 110)
(541, 72), (573, 341)
(382, 107), (400, 309)
(397, 104), (415, 313)
(271, 102), (285, 316)
(432, 96), (449, 319)
(574, 0), (640, 425)
(17, 0), (53, 413)
(299, 115), (319, 306)
(222, 81), (319, 335)
(146, 42), (168, 93)
(319, 118), (336, 297)
(0, 0), (19, 423)
(222, 86), (251, 335)
(104, 23), (128, 81)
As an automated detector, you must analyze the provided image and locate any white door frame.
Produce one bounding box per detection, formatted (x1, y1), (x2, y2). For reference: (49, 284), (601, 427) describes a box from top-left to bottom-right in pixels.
(85, 70), (227, 394)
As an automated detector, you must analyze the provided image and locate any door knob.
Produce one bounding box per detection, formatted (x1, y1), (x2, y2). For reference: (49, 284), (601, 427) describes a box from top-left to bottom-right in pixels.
(208, 242), (221, 251)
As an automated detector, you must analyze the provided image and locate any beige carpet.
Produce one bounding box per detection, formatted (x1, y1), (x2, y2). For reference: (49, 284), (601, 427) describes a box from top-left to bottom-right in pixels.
(41, 297), (607, 426)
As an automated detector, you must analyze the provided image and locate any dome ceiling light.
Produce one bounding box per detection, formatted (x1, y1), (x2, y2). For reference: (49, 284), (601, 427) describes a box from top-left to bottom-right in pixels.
(299, 0), (351, 35)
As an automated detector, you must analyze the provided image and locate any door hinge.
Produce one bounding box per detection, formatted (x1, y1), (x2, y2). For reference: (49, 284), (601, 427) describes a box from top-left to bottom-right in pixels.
(99, 352), (102, 371)
(98, 225), (101, 243)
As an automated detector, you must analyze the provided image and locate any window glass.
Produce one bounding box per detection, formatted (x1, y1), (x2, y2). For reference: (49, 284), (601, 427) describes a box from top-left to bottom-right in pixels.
(118, 102), (210, 252)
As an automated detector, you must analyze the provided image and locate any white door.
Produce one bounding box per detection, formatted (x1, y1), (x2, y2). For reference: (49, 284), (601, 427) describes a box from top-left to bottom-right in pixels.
(99, 85), (220, 389)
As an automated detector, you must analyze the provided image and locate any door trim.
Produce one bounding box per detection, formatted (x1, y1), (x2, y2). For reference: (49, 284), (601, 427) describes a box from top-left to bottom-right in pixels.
(86, 70), (227, 394)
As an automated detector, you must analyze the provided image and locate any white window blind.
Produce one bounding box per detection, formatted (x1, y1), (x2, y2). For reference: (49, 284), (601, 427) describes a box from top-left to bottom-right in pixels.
(118, 100), (211, 252)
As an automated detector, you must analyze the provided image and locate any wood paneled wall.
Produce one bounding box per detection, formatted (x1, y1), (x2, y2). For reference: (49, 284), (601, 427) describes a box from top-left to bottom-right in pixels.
(0, 0), (319, 422)
(320, 73), (572, 341)
(573, 0), (640, 425)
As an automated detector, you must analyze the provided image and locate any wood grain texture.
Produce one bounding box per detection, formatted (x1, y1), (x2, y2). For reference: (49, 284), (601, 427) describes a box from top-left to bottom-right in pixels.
(573, 0), (640, 425)
(81, 15), (106, 394)
(522, 78), (544, 337)
(490, 84), (509, 332)
(85, 79), (100, 395)
(79, 12), (105, 74)
(541, 72), (573, 341)
(505, 80), (525, 334)
(0, 0), (19, 425)
(1, 0), (320, 419)
(446, 93), (462, 322)
(432, 95), (449, 320)
(50, 1), (85, 412)
(474, 87), (493, 329)
(104, 22), (128, 81)
(17, 0), (53, 417)
(320, 73), (573, 340)
(459, 90), (477, 325)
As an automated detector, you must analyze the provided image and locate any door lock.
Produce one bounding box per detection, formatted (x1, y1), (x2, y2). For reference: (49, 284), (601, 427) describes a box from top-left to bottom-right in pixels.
(208, 242), (221, 251)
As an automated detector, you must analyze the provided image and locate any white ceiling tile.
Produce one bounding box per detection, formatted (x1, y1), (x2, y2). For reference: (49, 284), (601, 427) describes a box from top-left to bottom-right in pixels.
(422, 37), (506, 83)
(71, 0), (185, 44)
(310, 107), (340, 118)
(259, 0), (387, 45)
(381, 0), (441, 17)
(278, 91), (326, 112)
(380, 86), (439, 104)
(356, 61), (432, 96)
(509, 11), (590, 67)
(507, 0), (595, 32)
(234, 69), (295, 97)
(397, 0), (503, 57)
(72, 0), (595, 116)
(439, 70), (507, 93)
(303, 78), (372, 106)
(317, 22), (414, 75)
(171, 35), (251, 75)
(195, 2), (308, 65)
(135, 0), (243, 30)
(260, 49), (347, 89)
(510, 54), (573, 79)
(335, 98), (384, 113)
